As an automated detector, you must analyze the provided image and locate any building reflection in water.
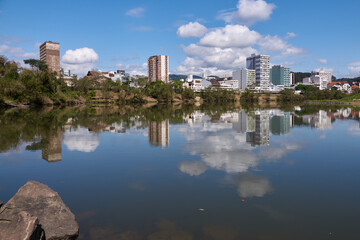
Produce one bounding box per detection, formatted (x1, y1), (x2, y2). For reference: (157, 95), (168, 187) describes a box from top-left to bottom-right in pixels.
(301, 110), (332, 130)
(269, 110), (292, 135)
(232, 109), (296, 146)
(42, 129), (62, 163)
(242, 110), (270, 146)
(148, 120), (170, 147)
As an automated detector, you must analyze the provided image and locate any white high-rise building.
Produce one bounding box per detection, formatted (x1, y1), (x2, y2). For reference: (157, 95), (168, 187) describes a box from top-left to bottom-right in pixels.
(311, 70), (332, 90)
(232, 68), (256, 91)
(246, 54), (270, 90)
(147, 55), (169, 83)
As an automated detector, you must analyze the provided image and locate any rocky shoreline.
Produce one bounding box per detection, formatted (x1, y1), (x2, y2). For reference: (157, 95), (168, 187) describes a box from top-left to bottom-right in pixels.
(0, 181), (79, 240)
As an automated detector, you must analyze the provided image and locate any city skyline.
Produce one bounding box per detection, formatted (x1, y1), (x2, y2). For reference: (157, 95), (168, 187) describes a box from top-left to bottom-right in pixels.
(0, 0), (360, 78)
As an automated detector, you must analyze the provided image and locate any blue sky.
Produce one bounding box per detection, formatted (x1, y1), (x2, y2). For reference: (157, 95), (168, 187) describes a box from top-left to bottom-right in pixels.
(0, 0), (360, 78)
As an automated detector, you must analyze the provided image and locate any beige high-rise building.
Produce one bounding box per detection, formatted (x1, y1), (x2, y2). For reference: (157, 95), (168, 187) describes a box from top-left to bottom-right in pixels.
(148, 55), (169, 83)
(40, 41), (60, 74)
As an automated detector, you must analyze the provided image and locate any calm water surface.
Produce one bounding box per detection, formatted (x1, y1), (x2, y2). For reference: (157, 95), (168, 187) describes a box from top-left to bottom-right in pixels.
(0, 105), (360, 239)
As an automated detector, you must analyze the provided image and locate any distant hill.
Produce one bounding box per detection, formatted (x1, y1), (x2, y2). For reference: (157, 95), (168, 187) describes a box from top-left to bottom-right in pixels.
(169, 74), (187, 81)
(169, 74), (202, 80)
(294, 72), (311, 84)
(337, 76), (360, 83)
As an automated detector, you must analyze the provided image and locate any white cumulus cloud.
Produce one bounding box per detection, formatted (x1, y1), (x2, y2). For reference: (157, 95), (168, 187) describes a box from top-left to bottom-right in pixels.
(177, 22), (208, 38)
(199, 25), (260, 48)
(258, 35), (304, 57)
(237, 0), (276, 25)
(62, 47), (98, 64)
(175, 0), (303, 76)
(348, 62), (360, 76)
(176, 44), (256, 76)
(61, 47), (99, 76)
(115, 62), (147, 76)
(0, 44), (37, 59)
(218, 0), (276, 26)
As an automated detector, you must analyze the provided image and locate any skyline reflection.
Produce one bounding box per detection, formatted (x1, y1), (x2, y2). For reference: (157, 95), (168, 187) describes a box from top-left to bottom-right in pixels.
(1, 106), (359, 162)
(1, 105), (360, 239)
(148, 120), (170, 147)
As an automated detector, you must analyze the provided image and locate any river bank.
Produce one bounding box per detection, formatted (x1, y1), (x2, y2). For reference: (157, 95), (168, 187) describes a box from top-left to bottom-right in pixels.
(305, 100), (360, 106)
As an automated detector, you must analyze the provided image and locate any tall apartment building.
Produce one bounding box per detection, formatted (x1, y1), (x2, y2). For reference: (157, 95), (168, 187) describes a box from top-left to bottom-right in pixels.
(40, 41), (60, 74)
(246, 54), (270, 90)
(290, 72), (295, 85)
(270, 65), (291, 88)
(232, 68), (256, 91)
(147, 55), (169, 83)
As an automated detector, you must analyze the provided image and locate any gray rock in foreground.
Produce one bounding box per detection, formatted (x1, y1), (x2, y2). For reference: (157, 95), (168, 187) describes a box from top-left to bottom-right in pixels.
(0, 211), (44, 240)
(0, 181), (79, 240)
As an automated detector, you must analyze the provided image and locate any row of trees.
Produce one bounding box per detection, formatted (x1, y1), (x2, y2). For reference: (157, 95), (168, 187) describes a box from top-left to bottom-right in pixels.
(0, 56), (239, 106)
(240, 85), (354, 105)
(295, 85), (348, 100)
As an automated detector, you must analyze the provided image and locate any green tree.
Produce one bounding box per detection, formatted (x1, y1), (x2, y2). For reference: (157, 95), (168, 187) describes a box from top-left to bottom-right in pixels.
(145, 81), (174, 101)
(24, 59), (48, 72)
(181, 87), (195, 100)
(172, 80), (183, 93)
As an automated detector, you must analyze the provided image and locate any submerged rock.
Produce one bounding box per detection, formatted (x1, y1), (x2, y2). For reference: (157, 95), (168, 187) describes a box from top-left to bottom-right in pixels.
(0, 181), (79, 240)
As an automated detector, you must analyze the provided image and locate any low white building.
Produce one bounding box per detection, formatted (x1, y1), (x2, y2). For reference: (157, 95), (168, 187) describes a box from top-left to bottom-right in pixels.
(219, 80), (239, 90)
(327, 81), (352, 93)
(268, 84), (285, 93)
(184, 74), (211, 92)
(302, 70), (332, 90)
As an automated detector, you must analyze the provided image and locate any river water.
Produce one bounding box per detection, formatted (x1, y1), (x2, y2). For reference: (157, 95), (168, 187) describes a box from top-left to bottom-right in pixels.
(0, 104), (359, 239)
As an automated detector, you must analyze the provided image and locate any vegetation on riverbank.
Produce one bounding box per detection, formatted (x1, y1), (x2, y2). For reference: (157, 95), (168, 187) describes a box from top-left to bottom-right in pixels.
(337, 93), (360, 102)
(0, 56), (84, 106)
(295, 85), (348, 100)
(3, 55), (358, 108)
(0, 56), (240, 107)
(241, 84), (360, 105)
